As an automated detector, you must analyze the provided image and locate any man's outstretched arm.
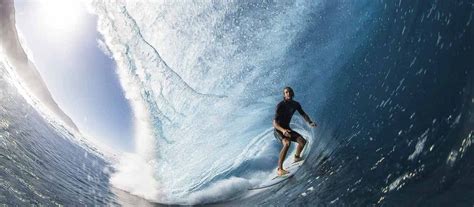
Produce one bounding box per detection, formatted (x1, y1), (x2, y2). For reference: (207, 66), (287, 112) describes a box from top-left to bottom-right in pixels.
(297, 106), (317, 127)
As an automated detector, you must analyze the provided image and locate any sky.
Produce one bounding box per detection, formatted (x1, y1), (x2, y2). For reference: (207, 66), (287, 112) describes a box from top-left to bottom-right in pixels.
(13, 0), (134, 152)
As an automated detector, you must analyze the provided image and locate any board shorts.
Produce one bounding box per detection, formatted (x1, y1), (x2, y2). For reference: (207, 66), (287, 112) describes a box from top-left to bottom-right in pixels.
(273, 128), (302, 143)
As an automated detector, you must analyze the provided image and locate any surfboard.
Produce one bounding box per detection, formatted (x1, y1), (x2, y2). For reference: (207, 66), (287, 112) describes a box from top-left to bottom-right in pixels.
(248, 160), (305, 190)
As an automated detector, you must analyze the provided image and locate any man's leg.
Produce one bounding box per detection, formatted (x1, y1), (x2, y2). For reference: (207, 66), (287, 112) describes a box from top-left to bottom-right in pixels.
(278, 138), (291, 175)
(294, 136), (307, 162)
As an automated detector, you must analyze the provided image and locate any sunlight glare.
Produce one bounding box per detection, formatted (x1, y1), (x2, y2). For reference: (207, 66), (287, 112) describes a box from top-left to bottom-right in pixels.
(38, 0), (85, 33)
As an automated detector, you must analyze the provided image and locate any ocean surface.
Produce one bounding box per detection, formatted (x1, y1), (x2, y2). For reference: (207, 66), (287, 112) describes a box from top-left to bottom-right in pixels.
(0, 0), (473, 206)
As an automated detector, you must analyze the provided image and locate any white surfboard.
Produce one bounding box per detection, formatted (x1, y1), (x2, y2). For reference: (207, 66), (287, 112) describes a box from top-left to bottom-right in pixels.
(248, 160), (305, 190)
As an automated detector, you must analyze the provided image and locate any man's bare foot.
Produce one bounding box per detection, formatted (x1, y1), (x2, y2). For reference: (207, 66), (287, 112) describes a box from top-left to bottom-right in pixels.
(294, 155), (303, 163)
(277, 168), (289, 176)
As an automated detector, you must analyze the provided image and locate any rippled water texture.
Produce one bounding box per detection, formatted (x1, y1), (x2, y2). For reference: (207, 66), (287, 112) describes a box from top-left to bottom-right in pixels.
(0, 0), (472, 205)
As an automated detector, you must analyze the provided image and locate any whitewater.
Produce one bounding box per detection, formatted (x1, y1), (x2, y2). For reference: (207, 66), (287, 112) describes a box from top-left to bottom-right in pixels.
(1, 0), (473, 206)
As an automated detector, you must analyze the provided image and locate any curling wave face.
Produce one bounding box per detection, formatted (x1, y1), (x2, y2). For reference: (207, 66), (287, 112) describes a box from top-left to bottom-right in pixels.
(90, 0), (376, 203)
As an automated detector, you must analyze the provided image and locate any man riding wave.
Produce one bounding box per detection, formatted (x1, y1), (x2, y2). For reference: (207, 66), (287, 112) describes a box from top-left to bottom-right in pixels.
(273, 87), (317, 176)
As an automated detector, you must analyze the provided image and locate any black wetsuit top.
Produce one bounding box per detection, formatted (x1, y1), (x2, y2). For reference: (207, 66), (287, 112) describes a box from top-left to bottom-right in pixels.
(273, 99), (306, 129)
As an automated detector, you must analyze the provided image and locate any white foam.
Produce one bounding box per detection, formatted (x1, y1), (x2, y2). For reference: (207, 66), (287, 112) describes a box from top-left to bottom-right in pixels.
(110, 153), (163, 202)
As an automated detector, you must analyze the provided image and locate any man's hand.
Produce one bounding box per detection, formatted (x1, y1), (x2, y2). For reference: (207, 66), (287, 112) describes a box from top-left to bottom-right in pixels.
(282, 129), (292, 137)
(309, 122), (317, 128)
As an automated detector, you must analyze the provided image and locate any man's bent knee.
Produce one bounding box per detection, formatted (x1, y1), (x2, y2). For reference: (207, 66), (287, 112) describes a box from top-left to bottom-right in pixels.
(298, 137), (307, 145)
(282, 139), (291, 147)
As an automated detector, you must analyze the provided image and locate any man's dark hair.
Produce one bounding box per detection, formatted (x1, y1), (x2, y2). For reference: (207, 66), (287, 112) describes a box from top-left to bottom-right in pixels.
(283, 86), (294, 99)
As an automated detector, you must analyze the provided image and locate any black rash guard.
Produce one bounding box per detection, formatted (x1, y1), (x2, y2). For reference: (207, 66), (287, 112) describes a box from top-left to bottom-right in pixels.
(273, 99), (306, 129)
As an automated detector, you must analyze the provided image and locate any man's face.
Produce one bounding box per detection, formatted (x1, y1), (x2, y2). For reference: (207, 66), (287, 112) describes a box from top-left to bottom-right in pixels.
(284, 89), (292, 100)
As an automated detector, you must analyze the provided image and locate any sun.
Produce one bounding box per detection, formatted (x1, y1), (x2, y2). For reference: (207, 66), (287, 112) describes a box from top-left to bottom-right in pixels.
(37, 0), (85, 32)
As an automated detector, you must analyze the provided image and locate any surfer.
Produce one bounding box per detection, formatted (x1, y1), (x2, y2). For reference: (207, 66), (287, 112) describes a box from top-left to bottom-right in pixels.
(273, 87), (317, 176)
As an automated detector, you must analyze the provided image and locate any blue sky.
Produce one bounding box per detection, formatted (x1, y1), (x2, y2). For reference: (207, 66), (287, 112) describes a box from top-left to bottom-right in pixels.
(14, 0), (134, 152)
